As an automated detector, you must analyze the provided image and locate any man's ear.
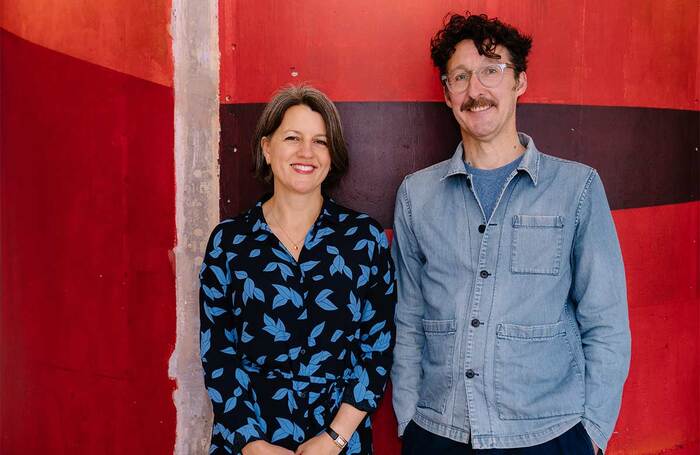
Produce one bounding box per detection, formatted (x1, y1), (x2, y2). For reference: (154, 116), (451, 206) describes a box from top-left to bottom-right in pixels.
(444, 87), (454, 109)
(515, 71), (528, 97)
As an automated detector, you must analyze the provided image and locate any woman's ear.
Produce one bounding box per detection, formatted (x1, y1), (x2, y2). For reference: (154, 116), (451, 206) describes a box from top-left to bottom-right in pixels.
(261, 136), (271, 164)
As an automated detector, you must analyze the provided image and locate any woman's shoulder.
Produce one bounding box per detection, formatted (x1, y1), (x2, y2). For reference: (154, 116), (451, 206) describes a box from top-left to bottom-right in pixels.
(327, 200), (388, 245)
(205, 204), (262, 243)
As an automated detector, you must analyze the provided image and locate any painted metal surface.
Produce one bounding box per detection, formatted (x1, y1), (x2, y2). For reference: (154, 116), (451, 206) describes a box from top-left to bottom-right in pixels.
(1, 28), (176, 454)
(220, 102), (699, 225)
(218, 1), (700, 454)
(1, 0), (173, 87)
(220, 0), (699, 110)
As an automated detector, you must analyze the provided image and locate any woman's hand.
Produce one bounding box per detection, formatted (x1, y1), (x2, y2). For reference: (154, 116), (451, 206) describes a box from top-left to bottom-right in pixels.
(294, 434), (342, 455)
(242, 440), (295, 455)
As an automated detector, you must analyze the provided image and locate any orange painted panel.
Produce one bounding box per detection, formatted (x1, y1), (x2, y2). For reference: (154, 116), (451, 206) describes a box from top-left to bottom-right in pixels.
(220, 0), (698, 110)
(1, 0), (172, 86)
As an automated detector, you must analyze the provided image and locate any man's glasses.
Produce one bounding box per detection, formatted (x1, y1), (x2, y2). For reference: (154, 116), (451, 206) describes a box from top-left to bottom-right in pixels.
(441, 63), (516, 93)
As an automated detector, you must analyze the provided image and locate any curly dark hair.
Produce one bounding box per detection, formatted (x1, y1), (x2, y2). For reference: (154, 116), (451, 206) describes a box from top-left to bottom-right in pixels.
(430, 12), (532, 78)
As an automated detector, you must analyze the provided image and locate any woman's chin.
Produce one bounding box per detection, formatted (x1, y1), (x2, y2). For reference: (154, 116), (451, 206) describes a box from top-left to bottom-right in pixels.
(276, 182), (323, 197)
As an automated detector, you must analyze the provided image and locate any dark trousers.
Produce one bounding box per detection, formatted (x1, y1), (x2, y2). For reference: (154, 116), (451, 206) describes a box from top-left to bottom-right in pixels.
(401, 421), (598, 455)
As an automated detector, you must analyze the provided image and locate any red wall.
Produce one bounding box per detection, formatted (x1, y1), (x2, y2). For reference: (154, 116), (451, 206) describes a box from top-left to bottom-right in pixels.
(1, 0), (176, 452)
(219, 2), (699, 454)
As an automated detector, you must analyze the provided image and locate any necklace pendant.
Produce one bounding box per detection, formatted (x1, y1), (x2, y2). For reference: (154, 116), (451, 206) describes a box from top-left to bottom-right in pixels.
(293, 245), (299, 250)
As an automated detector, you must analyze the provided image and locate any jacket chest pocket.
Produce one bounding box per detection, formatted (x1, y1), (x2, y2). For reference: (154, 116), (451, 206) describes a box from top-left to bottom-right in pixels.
(510, 215), (565, 275)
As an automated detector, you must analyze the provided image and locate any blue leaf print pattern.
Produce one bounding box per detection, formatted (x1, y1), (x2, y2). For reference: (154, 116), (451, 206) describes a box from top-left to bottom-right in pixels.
(208, 387), (223, 403)
(299, 260), (319, 272)
(199, 198), (396, 454)
(224, 397), (237, 413)
(308, 322), (325, 347)
(314, 289), (337, 311)
(348, 291), (361, 322)
(262, 314), (291, 341)
(271, 418), (305, 444)
(271, 284), (303, 309)
(209, 229), (224, 258)
(200, 329), (211, 360)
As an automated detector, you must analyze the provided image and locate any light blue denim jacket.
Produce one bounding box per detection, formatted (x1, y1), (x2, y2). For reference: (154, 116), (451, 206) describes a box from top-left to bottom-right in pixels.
(391, 133), (631, 451)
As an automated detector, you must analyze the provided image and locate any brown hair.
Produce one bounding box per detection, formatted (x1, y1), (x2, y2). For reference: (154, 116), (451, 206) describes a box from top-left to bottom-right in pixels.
(252, 85), (349, 189)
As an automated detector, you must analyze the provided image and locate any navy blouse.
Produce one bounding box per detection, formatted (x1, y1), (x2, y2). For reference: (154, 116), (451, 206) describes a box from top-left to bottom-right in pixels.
(199, 196), (396, 454)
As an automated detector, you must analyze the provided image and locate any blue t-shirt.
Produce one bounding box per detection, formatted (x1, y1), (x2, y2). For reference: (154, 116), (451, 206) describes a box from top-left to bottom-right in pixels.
(465, 155), (522, 221)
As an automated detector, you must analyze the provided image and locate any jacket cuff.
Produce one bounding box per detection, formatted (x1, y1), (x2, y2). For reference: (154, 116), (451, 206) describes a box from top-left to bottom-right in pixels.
(581, 417), (608, 453)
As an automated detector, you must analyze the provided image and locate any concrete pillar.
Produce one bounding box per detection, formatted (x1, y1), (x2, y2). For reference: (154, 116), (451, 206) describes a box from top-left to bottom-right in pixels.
(169, 0), (220, 453)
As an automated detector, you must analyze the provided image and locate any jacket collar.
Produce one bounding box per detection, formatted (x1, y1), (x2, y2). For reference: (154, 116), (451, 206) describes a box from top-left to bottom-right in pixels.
(440, 132), (540, 186)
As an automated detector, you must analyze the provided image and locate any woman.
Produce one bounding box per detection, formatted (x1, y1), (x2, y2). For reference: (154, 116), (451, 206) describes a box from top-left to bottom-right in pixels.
(200, 85), (396, 455)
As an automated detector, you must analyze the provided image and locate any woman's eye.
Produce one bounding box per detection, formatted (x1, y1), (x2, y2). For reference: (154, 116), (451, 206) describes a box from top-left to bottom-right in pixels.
(284, 136), (300, 141)
(314, 139), (328, 146)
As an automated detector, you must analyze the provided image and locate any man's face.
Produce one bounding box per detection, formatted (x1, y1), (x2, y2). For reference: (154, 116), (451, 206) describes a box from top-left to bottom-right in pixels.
(443, 39), (527, 144)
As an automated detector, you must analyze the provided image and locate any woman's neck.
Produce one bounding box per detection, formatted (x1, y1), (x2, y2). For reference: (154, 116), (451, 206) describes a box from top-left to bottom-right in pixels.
(264, 189), (324, 230)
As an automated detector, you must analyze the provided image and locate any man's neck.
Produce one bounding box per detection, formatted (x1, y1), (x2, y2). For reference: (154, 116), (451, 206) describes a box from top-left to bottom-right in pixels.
(462, 133), (525, 170)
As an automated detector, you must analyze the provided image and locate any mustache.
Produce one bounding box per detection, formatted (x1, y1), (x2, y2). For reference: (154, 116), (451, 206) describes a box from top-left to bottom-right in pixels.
(460, 96), (497, 112)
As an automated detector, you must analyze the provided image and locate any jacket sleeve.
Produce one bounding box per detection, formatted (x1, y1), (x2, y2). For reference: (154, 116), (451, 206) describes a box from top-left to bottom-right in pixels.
(200, 223), (267, 453)
(571, 170), (631, 452)
(341, 224), (397, 413)
(389, 179), (427, 436)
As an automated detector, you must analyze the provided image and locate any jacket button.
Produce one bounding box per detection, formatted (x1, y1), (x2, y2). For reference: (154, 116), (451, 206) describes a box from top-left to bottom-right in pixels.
(465, 369), (475, 379)
(471, 319), (481, 327)
(478, 224), (486, 233)
(480, 270), (490, 278)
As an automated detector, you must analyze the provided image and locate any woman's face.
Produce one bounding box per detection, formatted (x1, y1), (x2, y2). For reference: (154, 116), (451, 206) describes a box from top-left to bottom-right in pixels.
(262, 104), (332, 197)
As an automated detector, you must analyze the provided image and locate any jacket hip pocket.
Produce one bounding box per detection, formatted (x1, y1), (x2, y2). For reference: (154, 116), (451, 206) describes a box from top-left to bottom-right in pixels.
(511, 215), (565, 275)
(494, 321), (584, 420)
(416, 319), (456, 414)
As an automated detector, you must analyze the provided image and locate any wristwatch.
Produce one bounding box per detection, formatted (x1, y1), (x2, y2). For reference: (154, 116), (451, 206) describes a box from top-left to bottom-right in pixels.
(325, 427), (348, 449)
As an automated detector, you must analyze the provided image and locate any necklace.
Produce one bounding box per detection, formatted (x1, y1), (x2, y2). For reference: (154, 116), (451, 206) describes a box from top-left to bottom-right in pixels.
(266, 207), (305, 251)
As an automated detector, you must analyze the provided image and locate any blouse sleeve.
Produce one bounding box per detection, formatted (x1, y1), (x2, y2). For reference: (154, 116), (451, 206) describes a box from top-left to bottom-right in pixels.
(200, 223), (266, 453)
(341, 226), (397, 412)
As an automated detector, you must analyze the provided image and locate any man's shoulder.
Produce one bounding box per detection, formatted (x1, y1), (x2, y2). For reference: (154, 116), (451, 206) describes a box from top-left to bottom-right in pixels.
(537, 151), (597, 183)
(401, 158), (454, 188)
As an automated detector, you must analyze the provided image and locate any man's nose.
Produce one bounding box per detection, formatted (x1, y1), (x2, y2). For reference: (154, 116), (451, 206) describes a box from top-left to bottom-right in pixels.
(466, 72), (485, 98)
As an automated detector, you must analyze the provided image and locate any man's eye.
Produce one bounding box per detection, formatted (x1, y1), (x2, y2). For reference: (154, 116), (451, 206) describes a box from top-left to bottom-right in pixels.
(483, 66), (499, 75)
(453, 73), (468, 82)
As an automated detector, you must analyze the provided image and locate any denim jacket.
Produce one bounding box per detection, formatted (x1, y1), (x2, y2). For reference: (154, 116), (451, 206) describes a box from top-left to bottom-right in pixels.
(391, 133), (631, 451)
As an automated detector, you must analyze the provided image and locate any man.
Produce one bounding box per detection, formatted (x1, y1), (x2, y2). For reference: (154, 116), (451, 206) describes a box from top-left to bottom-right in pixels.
(391, 12), (630, 454)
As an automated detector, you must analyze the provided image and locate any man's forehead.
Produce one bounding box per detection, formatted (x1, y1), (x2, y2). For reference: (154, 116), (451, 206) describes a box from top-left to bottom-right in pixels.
(447, 46), (509, 72)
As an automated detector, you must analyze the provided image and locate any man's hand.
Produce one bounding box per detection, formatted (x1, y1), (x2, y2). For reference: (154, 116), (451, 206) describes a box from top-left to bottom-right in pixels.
(294, 433), (342, 455)
(242, 440), (294, 455)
